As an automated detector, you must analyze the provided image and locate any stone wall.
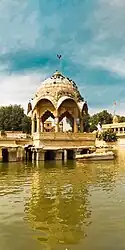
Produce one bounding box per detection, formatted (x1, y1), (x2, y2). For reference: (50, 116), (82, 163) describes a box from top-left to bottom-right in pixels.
(0, 137), (32, 147)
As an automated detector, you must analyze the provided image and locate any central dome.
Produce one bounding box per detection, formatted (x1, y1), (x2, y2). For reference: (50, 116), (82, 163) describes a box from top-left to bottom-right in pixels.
(35, 71), (84, 105)
(28, 70), (88, 121)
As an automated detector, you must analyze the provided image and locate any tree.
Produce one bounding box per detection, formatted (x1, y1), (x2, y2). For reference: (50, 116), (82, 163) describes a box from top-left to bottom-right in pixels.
(83, 113), (90, 132)
(89, 110), (113, 132)
(0, 105), (31, 133)
(20, 115), (31, 134)
(117, 115), (125, 123)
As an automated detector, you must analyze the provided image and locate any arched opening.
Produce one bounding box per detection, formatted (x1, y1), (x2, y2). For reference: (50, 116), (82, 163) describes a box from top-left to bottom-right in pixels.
(41, 110), (55, 132)
(59, 111), (74, 132)
(36, 98), (56, 132)
(25, 145), (32, 162)
(81, 148), (88, 154)
(2, 148), (9, 162)
(58, 98), (80, 132)
(45, 150), (56, 160)
(67, 150), (74, 160)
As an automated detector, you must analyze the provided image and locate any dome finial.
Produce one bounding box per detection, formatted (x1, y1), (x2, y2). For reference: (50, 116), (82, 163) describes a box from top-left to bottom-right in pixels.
(56, 54), (62, 72)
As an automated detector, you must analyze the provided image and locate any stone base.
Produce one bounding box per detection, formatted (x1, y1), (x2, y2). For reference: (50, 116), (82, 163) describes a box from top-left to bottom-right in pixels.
(8, 147), (18, 162)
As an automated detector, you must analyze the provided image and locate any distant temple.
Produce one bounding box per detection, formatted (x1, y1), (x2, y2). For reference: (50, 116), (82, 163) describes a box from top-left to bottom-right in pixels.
(102, 115), (125, 135)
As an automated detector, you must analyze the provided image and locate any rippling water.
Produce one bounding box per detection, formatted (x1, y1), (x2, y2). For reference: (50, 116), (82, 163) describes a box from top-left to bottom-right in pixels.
(1, 150), (125, 250)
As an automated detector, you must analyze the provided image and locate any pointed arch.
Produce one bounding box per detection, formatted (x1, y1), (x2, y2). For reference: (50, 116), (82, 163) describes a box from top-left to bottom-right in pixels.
(41, 110), (55, 123)
(32, 96), (56, 111)
(57, 96), (80, 119)
(59, 110), (74, 123)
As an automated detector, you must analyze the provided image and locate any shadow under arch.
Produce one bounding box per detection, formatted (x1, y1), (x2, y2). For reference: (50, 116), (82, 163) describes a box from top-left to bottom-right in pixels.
(59, 110), (74, 132)
(33, 96), (56, 112)
(57, 96), (80, 113)
(41, 110), (55, 123)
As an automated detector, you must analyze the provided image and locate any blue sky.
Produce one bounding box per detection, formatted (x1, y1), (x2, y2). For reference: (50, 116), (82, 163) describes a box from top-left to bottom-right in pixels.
(0, 0), (125, 115)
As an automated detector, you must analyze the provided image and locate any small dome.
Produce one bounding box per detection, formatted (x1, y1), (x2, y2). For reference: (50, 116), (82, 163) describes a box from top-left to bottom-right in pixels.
(34, 71), (84, 106)
(113, 115), (119, 124)
(27, 101), (32, 114)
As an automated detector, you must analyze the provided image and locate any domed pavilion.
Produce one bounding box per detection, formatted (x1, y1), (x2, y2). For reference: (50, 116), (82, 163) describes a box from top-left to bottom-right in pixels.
(27, 71), (95, 161)
(29, 71), (88, 134)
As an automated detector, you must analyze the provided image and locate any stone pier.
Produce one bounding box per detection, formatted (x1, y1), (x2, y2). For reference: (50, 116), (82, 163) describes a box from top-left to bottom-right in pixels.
(8, 147), (18, 162)
(17, 147), (25, 161)
(55, 150), (63, 160)
(36, 149), (45, 161)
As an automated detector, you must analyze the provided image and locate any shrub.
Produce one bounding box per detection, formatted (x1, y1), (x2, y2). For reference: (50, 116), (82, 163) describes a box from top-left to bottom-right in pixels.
(101, 129), (117, 142)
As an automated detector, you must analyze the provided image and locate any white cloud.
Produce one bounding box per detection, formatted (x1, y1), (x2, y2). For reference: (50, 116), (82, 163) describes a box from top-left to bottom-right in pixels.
(88, 56), (125, 77)
(0, 71), (47, 112)
(71, 0), (125, 76)
(0, 0), (124, 116)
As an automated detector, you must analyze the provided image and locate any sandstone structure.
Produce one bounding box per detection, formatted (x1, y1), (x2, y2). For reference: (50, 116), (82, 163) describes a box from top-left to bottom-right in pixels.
(27, 71), (95, 161)
(0, 71), (96, 162)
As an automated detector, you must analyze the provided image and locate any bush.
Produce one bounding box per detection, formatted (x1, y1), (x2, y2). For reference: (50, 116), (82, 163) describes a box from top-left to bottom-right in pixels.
(101, 129), (117, 142)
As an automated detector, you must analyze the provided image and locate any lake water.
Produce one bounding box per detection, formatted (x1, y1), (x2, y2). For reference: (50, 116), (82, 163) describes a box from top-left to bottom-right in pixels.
(0, 150), (125, 250)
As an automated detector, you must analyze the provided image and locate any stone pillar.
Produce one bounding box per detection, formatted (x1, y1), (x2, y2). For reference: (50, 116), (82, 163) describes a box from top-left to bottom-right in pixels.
(64, 149), (67, 162)
(8, 147), (17, 162)
(32, 150), (36, 162)
(122, 127), (124, 133)
(32, 119), (35, 135)
(41, 121), (44, 132)
(73, 149), (77, 159)
(114, 128), (116, 133)
(74, 118), (78, 133)
(37, 117), (41, 133)
(0, 147), (2, 161)
(36, 149), (45, 161)
(118, 127), (120, 134)
(55, 117), (59, 132)
(55, 150), (63, 160)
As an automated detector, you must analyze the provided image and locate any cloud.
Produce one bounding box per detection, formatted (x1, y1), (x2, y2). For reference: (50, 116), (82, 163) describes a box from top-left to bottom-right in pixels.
(0, 0), (124, 115)
(0, 0), (40, 53)
(0, 71), (47, 112)
(88, 56), (125, 78)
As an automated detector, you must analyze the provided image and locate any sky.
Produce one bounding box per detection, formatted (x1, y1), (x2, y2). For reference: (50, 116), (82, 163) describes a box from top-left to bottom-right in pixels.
(0, 0), (125, 115)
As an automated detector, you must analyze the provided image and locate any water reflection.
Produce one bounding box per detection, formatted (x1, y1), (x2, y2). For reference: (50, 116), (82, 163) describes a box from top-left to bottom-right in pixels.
(24, 161), (91, 248)
(0, 153), (125, 249)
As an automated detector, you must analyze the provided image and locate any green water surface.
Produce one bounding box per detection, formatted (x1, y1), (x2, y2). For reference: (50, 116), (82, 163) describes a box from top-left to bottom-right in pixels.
(0, 150), (125, 250)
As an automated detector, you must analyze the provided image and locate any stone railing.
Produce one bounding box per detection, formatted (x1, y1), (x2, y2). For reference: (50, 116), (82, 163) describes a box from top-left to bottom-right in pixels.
(33, 132), (96, 148)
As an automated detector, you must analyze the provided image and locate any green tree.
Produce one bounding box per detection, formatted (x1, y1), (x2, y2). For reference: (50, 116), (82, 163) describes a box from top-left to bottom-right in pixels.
(117, 115), (125, 123)
(20, 115), (31, 134)
(0, 105), (31, 133)
(83, 113), (90, 132)
(89, 110), (113, 132)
